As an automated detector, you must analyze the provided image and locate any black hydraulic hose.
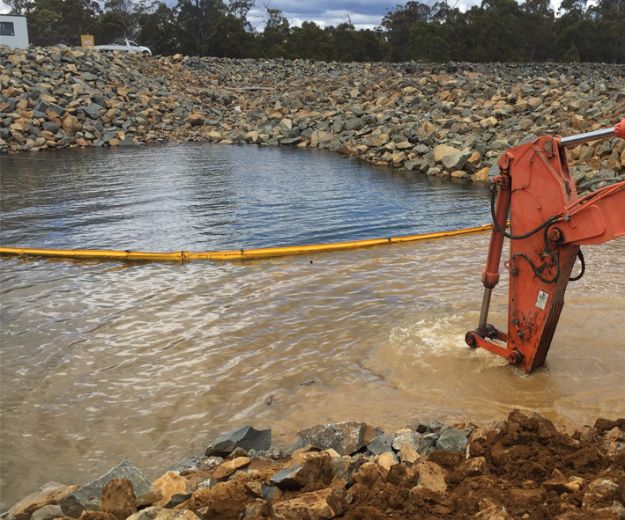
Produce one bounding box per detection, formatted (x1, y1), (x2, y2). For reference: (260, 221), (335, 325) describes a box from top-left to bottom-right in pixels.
(569, 249), (586, 282)
(512, 251), (561, 284)
(490, 183), (558, 240)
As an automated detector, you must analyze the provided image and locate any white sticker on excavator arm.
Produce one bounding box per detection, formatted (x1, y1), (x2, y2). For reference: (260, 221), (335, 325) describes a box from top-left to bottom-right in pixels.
(536, 290), (549, 310)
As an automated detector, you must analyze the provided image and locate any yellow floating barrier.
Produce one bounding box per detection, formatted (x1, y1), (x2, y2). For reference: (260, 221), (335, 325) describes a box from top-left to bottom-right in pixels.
(0, 223), (493, 263)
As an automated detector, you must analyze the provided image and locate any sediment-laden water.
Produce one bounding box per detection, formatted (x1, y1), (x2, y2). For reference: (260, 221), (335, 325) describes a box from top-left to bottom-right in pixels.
(1, 144), (623, 509)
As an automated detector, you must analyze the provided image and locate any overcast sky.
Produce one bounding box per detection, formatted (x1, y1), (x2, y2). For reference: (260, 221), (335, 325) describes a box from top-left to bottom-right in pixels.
(1, 0), (565, 28)
(248, 0), (403, 29)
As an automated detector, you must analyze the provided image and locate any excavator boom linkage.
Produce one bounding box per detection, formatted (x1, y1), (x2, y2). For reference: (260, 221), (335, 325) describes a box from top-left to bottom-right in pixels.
(465, 119), (625, 373)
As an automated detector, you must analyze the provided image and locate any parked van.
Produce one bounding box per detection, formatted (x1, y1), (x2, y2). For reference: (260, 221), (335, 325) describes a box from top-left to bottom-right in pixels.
(0, 15), (29, 49)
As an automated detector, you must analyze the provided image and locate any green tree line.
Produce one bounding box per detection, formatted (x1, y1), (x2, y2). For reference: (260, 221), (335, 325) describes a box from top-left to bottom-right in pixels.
(5, 0), (625, 62)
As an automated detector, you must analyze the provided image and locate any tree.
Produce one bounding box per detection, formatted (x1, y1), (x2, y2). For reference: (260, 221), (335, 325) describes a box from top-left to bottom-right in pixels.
(520, 0), (556, 60)
(464, 0), (525, 61)
(137, 2), (179, 54)
(382, 1), (433, 60)
(26, 0), (100, 46)
(259, 7), (290, 57)
(284, 21), (332, 60)
(176, 0), (226, 56)
(4, 0), (34, 15)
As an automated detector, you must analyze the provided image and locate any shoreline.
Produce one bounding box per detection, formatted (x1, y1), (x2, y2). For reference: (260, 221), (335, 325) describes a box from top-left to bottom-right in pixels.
(3, 411), (624, 519)
(2, 48), (624, 187)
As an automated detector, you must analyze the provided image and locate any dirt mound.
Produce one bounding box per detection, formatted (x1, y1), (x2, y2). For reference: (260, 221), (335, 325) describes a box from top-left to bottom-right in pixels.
(6, 411), (625, 520)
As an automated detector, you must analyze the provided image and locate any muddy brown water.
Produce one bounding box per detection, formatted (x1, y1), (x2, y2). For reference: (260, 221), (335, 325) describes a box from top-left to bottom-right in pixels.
(1, 145), (624, 509)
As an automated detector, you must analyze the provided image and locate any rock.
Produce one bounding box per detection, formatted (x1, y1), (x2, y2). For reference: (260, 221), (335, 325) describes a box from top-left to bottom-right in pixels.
(260, 484), (281, 501)
(82, 103), (103, 120)
(583, 478), (620, 511)
(1, 51), (621, 179)
(480, 116), (498, 128)
(602, 426), (625, 460)
(436, 427), (469, 452)
(64, 461), (151, 515)
(242, 500), (270, 520)
(369, 133), (389, 146)
(79, 512), (118, 520)
(101, 479), (136, 520)
(152, 472), (191, 507)
(473, 166), (490, 182)
(474, 503), (513, 519)
(293, 422), (377, 456)
(433, 144), (459, 162)
(29, 505), (63, 520)
(391, 151), (406, 164)
(441, 148), (472, 170)
(126, 508), (199, 520)
(188, 113), (204, 126)
(176, 479), (250, 519)
(167, 456), (207, 474)
(367, 433), (394, 455)
(344, 117), (364, 131)
(461, 457), (488, 476)
(212, 457), (251, 479)
(280, 136), (303, 145)
(163, 494), (192, 508)
(376, 451), (399, 471)
(205, 426), (271, 456)
(399, 444), (420, 464)
(271, 488), (344, 520)
(351, 462), (387, 487)
(543, 476), (584, 494)
(413, 461), (447, 495)
(5, 482), (77, 520)
(270, 452), (333, 490)
(571, 114), (585, 130)
(392, 430), (433, 456)
(62, 115), (81, 133)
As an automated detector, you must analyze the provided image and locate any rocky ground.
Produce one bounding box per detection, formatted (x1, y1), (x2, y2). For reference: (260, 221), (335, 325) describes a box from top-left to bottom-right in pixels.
(3, 411), (625, 520)
(1, 47), (625, 188)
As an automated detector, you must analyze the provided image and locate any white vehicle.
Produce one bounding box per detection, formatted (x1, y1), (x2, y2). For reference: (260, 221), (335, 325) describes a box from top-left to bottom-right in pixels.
(95, 38), (152, 55)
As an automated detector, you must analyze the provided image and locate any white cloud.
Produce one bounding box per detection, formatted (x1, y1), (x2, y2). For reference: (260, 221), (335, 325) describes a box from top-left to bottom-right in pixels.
(249, 0), (565, 30)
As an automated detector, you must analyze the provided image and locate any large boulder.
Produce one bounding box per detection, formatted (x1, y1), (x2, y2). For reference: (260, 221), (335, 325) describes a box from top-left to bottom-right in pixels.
(62, 461), (151, 516)
(270, 452), (333, 491)
(205, 426), (271, 456)
(271, 488), (345, 520)
(126, 508), (199, 520)
(100, 479), (136, 520)
(292, 422), (378, 456)
(4, 482), (77, 520)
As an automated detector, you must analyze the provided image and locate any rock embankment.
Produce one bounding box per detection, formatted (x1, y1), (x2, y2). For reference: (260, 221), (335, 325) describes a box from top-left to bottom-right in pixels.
(2, 47), (625, 186)
(3, 411), (625, 519)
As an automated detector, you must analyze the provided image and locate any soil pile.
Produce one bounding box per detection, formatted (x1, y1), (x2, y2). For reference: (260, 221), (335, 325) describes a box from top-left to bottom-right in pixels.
(3, 411), (624, 520)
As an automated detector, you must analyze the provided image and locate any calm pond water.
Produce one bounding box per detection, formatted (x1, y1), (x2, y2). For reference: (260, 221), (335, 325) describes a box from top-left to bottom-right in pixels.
(0, 144), (490, 250)
(1, 144), (624, 510)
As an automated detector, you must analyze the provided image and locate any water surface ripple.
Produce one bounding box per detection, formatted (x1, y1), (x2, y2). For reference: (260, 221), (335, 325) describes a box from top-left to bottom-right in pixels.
(1, 145), (624, 510)
(0, 145), (490, 250)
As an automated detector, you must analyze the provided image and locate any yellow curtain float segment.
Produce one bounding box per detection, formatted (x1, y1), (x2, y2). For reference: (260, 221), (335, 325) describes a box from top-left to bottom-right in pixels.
(0, 223), (493, 263)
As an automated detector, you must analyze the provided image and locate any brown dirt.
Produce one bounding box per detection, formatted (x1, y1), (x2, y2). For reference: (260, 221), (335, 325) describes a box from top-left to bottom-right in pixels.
(162, 411), (625, 519)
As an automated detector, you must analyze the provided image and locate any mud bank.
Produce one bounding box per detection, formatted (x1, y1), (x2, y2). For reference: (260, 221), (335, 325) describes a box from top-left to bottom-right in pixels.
(3, 411), (625, 520)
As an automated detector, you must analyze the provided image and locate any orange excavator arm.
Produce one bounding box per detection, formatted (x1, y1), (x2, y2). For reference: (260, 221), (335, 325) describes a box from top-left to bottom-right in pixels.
(465, 119), (625, 373)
